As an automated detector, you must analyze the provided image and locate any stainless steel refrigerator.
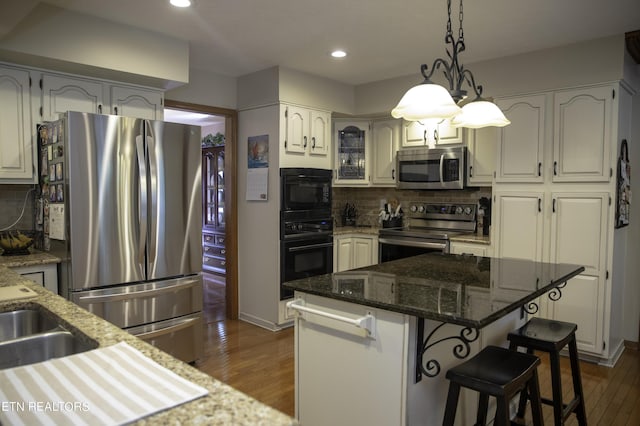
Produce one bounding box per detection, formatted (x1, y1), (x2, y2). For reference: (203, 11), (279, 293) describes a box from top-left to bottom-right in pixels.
(38, 111), (203, 363)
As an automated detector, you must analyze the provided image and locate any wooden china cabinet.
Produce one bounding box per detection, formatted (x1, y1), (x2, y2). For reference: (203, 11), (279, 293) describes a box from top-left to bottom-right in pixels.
(202, 146), (226, 275)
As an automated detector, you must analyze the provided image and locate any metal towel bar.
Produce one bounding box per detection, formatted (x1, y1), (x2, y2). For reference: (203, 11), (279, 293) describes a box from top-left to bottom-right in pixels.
(286, 298), (376, 336)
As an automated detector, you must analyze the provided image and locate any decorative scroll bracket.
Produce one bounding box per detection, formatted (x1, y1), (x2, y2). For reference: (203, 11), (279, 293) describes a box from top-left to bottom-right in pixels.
(521, 280), (568, 316)
(415, 318), (479, 382)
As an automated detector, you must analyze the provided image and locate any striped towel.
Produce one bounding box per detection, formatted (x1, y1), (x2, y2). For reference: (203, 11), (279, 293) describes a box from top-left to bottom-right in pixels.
(0, 342), (208, 425)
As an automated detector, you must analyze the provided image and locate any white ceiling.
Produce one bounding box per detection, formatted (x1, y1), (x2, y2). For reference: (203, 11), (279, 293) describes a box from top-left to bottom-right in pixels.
(2, 0), (640, 86)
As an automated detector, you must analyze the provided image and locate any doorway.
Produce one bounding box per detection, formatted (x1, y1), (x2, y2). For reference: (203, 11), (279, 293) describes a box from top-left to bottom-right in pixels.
(164, 100), (238, 320)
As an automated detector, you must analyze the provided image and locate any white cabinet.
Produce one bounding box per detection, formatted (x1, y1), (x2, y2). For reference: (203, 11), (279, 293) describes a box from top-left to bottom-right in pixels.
(280, 104), (331, 169)
(371, 119), (400, 186)
(449, 242), (490, 257)
(40, 73), (164, 121)
(109, 85), (164, 120)
(552, 85), (613, 183)
(493, 191), (545, 262)
(495, 94), (547, 183)
(467, 126), (497, 186)
(546, 192), (609, 354)
(11, 263), (58, 294)
(334, 234), (378, 272)
(41, 73), (104, 120)
(0, 65), (34, 182)
(333, 120), (370, 186)
(401, 119), (463, 148)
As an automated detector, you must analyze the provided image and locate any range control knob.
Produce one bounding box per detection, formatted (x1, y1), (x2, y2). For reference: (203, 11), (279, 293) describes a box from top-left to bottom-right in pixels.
(455, 206), (463, 214)
(410, 205), (418, 213)
(464, 207), (472, 215)
(417, 205), (425, 213)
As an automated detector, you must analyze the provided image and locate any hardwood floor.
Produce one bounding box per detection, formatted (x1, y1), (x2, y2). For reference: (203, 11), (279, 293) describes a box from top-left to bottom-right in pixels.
(196, 275), (640, 423)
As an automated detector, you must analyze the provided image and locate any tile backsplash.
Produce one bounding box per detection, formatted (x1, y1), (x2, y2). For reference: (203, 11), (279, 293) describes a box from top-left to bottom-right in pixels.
(332, 186), (492, 227)
(0, 185), (36, 231)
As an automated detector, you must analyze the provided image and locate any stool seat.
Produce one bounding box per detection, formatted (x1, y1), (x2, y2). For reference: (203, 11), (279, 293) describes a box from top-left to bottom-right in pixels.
(508, 317), (577, 352)
(443, 345), (543, 426)
(508, 318), (587, 426)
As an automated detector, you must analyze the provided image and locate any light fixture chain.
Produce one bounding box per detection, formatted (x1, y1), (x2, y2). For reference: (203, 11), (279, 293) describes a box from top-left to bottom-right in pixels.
(446, 0), (453, 37)
(458, 0), (464, 42)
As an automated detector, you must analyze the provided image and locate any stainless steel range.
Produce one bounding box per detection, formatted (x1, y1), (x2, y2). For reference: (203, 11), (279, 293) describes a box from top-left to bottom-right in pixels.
(378, 203), (476, 263)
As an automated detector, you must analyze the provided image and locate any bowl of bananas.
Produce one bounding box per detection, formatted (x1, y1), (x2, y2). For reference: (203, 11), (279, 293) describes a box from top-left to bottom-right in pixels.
(0, 231), (34, 256)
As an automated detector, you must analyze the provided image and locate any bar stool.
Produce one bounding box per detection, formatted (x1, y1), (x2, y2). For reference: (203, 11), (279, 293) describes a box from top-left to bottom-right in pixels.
(443, 345), (543, 426)
(507, 317), (587, 425)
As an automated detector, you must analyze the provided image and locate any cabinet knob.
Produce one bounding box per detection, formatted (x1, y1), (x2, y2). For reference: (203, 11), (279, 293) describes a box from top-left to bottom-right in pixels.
(469, 165), (473, 177)
(303, 136), (307, 148)
(553, 161), (558, 175)
(312, 137), (316, 149)
(221, 249), (226, 254)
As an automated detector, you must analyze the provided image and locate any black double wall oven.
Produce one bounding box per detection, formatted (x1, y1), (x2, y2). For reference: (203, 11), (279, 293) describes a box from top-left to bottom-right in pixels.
(280, 168), (333, 300)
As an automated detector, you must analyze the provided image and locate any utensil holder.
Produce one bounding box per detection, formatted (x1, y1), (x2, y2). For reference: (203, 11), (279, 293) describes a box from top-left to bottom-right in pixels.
(382, 217), (403, 228)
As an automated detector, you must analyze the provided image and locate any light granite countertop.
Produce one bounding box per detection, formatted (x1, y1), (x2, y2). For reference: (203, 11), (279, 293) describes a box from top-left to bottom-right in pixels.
(449, 234), (491, 245)
(0, 266), (297, 426)
(0, 250), (62, 267)
(333, 225), (380, 236)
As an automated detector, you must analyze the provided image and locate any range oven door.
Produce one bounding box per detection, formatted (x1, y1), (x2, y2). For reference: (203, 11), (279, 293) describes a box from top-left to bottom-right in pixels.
(281, 234), (333, 300)
(378, 236), (448, 263)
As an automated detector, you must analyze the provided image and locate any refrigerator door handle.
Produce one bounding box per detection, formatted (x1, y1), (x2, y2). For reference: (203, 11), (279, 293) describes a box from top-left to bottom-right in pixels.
(132, 315), (200, 340)
(136, 134), (148, 266)
(146, 131), (157, 265)
(77, 277), (200, 303)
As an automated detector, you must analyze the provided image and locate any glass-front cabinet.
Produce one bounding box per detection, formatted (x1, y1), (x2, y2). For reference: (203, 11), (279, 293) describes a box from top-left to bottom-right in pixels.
(202, 146), (226, 275)
(334, 120), (370, 186)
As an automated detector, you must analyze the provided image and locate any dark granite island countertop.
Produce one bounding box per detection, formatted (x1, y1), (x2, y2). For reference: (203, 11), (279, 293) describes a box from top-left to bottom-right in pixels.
(283, 253), (585, 329)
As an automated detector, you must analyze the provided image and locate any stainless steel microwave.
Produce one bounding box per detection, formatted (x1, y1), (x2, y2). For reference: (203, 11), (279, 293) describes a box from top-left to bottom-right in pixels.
(396, 146), (466, 189)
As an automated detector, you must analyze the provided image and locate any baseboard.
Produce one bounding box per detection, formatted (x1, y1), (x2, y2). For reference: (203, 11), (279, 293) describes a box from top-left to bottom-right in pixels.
(624, 340), (639, 351)
(597, 339), (625, 368)
(238, 312), (291, 332)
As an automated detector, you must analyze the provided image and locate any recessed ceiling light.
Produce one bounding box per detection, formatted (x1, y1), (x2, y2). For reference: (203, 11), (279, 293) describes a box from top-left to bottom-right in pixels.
(331, 50), (347, 58)
(170, 0), (191, 7)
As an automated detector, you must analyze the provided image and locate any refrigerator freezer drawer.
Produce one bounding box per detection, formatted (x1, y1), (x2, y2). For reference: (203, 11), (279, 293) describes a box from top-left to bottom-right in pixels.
(128, 312), (203, 363)
(71, 275), (203, 329)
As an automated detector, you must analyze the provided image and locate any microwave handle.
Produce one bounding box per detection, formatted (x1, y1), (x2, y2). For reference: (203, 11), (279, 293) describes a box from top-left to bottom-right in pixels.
(439, 154), (444, 183)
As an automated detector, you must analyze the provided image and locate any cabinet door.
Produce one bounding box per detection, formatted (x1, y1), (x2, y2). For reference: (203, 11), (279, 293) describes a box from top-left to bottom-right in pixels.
(401, 120), (426, 147)
(334, 236), (353, 272)
(334, 120), (370, 186)
(495, 94), (547, 183)
(467, 127), (497, 186)
(0, 66), (34, 181)
(372, 119), (400, 186)
(553, 85), (613, 182)
(449, 242), (488, 256)
(41, 74), (103, 120)
(110, 86), (164, 120)
(493, 192), (544, 261)
(547, 192), (608, 354)
(284, 105), (307, 154)
(309, 110), (330, 156)
(352, 237), (374, 269)
(435, 120), (463, 145)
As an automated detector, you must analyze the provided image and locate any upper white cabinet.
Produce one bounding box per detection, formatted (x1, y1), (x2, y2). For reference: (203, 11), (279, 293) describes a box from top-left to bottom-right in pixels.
(110, 85), (164, 120)
(333, 120), (370, 186)
(467, 126), (497, 186)
(552, 85), (613, 183)
(495, 94), (547, 183)
(41, 73), (104, 121)
(41, 73), (164, 121)
(401, 119), (463, 148)
(0, 65), (34, 182)
(371, 119), (400, 186)
(280, 104), (331, 169)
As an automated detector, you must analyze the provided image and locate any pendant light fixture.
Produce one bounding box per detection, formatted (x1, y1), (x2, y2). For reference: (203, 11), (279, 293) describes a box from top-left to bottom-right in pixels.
(391, 0), (509, 129)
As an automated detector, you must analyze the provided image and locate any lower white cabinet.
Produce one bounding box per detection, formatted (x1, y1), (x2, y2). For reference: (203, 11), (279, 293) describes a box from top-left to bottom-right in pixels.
(334, 234), (378, 272)
(449, 241), (491, 257)
(10, 263), (58, 294)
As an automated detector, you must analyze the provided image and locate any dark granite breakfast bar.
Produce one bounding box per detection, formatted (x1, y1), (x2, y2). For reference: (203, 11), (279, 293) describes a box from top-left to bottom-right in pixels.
(284, 253), (584, 425)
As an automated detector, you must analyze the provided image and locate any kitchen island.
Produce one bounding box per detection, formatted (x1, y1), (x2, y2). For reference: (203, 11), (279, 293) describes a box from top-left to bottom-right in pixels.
(0, 266), (296, 426)
(283, 253), (583, 426)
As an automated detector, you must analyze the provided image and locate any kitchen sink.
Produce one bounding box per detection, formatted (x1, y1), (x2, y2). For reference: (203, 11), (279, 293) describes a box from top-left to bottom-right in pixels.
(0, 306), (98, 370)
(0, 309), (62, 342)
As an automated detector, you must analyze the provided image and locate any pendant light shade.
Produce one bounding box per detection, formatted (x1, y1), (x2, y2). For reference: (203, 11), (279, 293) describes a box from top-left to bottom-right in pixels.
(450, 100), (511, 128)
(391, 83), (462, 121)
